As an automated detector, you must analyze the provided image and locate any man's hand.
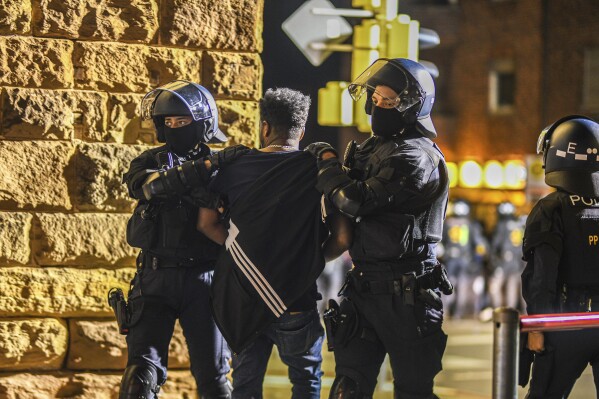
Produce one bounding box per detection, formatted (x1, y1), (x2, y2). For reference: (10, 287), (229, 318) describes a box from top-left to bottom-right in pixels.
(527, 331), (545, 353)
(304, 142), (338, 160)
(188, 187), (220, 209)
(209, 144), (251, 169)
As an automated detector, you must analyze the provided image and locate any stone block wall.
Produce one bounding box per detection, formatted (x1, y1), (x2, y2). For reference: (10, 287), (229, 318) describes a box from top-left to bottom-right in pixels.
(0, 1), (263, 397)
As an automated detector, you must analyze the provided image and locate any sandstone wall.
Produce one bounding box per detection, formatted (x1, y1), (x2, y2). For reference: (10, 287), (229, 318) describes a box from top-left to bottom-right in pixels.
(0, 1), (263, 397)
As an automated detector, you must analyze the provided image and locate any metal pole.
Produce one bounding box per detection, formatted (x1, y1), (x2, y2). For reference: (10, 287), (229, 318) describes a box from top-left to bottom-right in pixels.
(311, 8), (374, 18)
(493, 307), (520, 399)
(308, 42), (354, 52)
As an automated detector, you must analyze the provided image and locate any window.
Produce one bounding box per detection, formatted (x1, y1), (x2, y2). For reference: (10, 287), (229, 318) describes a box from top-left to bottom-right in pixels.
(583, 48), (599, 112)
(489, 60), (516, 115)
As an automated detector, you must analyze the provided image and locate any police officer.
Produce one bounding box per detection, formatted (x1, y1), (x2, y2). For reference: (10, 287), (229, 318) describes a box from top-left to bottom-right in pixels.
(440, 199), (488, 318)
(522, 115), (599, 398)
(488, 201), (525, 311)
(306, 58), (450, 399)
(119, 80), (232, 399)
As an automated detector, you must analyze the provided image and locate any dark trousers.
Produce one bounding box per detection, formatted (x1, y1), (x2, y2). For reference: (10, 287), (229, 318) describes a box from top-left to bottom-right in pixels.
(527, 328), (599, 399)
(232, 309), (324, 399)
(126, 262), (230, 393)
(333, 265), (447, 398)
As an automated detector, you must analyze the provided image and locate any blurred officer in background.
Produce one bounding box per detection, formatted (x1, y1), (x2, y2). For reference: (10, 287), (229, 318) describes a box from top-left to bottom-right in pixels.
(522, 115), (599, 398)
(119, 81), (232, 399)
(440, 199), (487, 318)
(488, 201), (526, 311)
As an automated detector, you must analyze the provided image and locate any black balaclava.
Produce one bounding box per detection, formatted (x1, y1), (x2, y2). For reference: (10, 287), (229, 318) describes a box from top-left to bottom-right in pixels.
(164, 121), (201, 155)
(371, 106), (407, 138)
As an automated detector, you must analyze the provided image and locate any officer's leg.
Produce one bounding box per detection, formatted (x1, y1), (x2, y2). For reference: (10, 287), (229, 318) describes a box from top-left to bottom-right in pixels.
(179, 269), (231, 399)
(527, 331), (585, 398)
(122, 300), (177, 398)
(385, 299), (446, 399)
(274, 310), (324, 399)
(330, 309), (386, 398)
(231, 334), (274, 399)
(455, 273), (473, 318)
(505, 272), (522, 310)
(119, 364), (159, 399)
(121, 267), (178, 398)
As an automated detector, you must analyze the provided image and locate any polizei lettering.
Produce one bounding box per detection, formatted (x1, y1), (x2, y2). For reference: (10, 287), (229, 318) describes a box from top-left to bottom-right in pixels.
(569, 195), (599, 207)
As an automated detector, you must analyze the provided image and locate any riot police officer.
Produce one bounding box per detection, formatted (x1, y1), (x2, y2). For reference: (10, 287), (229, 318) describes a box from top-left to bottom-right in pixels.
(522, 115), (599, 398)
(488, 201), (525, 311)
(306, 58), (450, 399)
(119, 80), (232, 399)
(440, 199), (488, 318)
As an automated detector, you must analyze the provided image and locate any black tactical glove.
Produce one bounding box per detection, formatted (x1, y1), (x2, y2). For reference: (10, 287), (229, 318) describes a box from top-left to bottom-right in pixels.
(186, 187), (221, 209)
(209, 144), (251, 169)
(304, 142), (338, 160)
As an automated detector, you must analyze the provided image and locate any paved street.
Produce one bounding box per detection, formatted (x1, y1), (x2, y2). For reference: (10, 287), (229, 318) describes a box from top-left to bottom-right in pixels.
(261, 319), (596, 398)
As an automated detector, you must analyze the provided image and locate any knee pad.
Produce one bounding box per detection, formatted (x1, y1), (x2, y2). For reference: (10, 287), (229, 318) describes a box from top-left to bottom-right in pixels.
(329, 375), (371, 399)
(199, 380), (233, 399)
(119, 364), (160, 399)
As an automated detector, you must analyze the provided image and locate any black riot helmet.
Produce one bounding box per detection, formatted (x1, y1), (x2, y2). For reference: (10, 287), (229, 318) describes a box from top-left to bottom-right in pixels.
(348, 58), (437, 138)
(497, 201), (516, 218)
(449, 199), (470, 217)
(141, 80), (227, 144)
(537, 115), (599, 197)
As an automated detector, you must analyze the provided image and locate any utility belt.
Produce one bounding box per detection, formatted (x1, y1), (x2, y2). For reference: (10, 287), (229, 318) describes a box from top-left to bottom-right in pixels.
(560, 285), (599, 312)
(141, 251), (211, 270)
(343, 262), (453, 310)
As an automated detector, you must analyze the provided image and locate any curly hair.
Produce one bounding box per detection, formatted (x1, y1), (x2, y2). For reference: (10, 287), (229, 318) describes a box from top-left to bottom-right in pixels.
(259, 88), (311, 140)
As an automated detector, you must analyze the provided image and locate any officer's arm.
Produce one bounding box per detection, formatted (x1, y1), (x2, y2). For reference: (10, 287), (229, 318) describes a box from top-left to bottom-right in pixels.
(525, 243), (561, 315)
(123, 151), (161, 200)
(322, 211), (353, 262)
(315, 153), (434, 218)
(141, 145), (251, 201)
(524, 243), (560, 353)
(197, 207), (227, 245)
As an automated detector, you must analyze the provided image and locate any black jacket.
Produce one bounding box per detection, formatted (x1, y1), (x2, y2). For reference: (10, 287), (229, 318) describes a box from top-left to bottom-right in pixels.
(210, 152), (327, 353)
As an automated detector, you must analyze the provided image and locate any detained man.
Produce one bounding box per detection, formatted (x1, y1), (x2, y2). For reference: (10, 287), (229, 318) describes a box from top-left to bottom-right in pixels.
(197, 87), (352, 399)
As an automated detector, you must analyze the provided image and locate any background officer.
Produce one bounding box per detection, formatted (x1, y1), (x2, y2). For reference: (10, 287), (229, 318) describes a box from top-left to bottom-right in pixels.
(488, 201), (525, 311)
(306, 58), (450, 399)
(119, 80), (231, 399)
(522, 115), (599, 398)
(440, 199), (488, 319)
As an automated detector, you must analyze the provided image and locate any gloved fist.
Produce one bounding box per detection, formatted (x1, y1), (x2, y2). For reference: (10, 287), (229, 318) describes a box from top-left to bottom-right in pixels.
(209, 144), (251, 169)
(304, 142), (338, 160)
(187, 187), (221, 209)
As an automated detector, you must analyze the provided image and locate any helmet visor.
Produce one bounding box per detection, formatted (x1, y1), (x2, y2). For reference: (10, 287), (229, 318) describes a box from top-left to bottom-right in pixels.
(348, 59), (421, 112)
(141, 80), (212, 121)
(537, 124), (552, 154)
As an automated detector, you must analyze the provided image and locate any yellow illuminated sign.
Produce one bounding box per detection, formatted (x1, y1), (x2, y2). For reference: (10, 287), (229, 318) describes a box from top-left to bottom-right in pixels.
(504, 160), (527, 190)
(459, 160), (483, 188)
(318, 82), (354, 126)
(483, 160), (503, 189)
(446, 162), (458, 188)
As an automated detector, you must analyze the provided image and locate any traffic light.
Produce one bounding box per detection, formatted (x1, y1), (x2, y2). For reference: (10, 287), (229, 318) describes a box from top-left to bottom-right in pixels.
(283, 1), (440, 131)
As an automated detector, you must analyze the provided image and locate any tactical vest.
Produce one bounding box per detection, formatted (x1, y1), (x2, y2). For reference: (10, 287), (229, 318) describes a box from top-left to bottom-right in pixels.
(492, 218), (525, 272)
(557, 192), (599, 288)
(126, 147), (220, 264)
(443, 216), (474, 261)
(352, 134), (448, 244)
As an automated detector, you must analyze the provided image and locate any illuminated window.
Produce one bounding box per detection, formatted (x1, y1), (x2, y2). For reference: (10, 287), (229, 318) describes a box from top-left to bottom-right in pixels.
(489, 60), (515, 115)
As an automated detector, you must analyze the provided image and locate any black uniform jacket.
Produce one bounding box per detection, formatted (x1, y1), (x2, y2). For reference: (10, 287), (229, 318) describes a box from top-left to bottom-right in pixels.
(522, 190), (599, 314)
(210, 152), (327, 353)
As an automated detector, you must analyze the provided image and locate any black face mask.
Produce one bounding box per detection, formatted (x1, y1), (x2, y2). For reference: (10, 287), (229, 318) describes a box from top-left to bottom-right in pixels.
(164, 124), (199, 155)
(370, 106), (406, 138)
